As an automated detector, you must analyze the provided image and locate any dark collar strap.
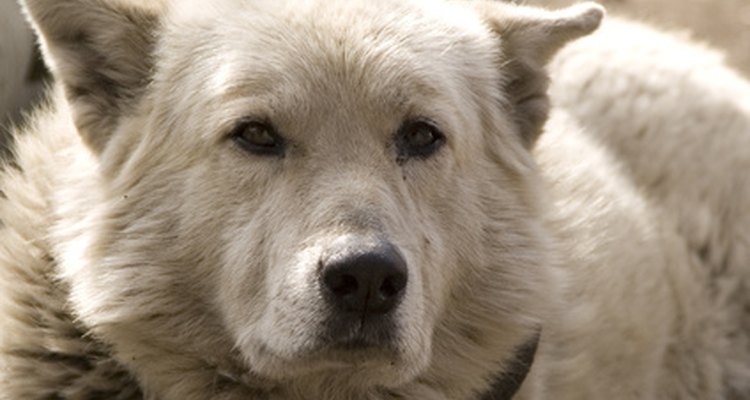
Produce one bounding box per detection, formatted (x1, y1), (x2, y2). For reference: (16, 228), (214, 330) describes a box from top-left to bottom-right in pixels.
(480, 331), (541, 400)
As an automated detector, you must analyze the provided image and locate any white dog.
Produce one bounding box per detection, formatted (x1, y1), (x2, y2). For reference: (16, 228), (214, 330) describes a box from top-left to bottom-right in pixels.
(0, 0), (748, 399)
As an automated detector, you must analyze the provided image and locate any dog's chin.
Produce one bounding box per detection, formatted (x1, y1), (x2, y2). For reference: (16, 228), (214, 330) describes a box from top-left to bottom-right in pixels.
(241, 337), (427, 386)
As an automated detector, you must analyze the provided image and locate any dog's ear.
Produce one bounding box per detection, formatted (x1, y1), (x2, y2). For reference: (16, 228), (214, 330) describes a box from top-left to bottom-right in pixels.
(22, 0), (161, 153)
(473, 2), (604, 146)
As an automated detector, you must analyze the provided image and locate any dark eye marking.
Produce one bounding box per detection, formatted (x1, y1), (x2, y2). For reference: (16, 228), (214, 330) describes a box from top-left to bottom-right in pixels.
(230, 120), (285, 157)
(396, 119), (446, 162)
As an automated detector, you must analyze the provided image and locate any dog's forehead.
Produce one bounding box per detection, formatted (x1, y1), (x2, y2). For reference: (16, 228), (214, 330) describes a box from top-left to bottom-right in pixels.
(165, 0), (495, 74)
(169, 0), (485, 33)
(158, 0), (501, 130)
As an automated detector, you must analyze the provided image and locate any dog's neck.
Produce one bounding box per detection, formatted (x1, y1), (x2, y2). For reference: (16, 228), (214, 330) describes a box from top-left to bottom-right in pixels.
(480, 331), (541, 400)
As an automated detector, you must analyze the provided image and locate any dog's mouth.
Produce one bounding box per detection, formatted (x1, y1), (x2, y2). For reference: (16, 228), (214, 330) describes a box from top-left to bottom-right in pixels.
(284, 319), (403, 368)
(320, 311), (400, 350)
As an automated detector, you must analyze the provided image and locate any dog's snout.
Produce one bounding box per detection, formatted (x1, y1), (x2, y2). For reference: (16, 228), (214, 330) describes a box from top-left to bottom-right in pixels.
(321, 241), (407, 315)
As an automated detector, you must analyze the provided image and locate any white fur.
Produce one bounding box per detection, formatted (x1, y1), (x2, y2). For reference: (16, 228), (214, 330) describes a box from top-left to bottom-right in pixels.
(0, 1), (748, 399)
(548, 19), (750, 397)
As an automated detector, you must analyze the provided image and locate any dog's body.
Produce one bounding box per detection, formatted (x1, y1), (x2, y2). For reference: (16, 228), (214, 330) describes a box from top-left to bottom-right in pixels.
(548, 21), (750, 397)
(0, 1), (748, 399)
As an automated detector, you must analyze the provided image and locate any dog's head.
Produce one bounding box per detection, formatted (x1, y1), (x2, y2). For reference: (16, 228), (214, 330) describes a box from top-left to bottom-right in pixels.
(25, 0), (601, 395)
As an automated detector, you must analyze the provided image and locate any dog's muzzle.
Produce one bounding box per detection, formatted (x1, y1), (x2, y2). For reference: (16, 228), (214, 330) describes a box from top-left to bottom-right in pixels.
(318, 238), (408, 347)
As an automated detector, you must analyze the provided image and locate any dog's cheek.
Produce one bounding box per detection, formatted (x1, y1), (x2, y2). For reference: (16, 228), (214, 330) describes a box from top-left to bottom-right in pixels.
(160, 159), (269, 327)
(216, 222), (272, 337)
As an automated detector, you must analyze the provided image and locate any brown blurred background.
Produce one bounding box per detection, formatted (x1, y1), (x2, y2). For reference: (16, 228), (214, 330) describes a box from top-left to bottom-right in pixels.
(527, 0), (750, 76)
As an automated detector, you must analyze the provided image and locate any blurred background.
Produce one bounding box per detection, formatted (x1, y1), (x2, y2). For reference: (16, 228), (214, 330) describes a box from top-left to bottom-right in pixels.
(1, 0), (45, 156)
(1, 0), (749, 152)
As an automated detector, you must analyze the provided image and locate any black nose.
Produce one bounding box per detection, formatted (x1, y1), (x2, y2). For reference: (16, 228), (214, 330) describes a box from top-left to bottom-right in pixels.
(321, 240), (408, 316)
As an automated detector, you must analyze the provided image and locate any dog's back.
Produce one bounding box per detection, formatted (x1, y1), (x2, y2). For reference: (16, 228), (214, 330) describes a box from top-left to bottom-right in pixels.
(550, 18), (750, 396)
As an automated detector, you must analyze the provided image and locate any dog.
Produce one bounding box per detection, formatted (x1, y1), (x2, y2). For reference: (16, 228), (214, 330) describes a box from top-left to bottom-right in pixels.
(0, 0), (748, 398)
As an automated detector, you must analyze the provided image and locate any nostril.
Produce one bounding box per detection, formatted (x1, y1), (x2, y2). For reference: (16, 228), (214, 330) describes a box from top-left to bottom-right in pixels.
(379, 274), (406, 298)
(326, 272), (359, 297)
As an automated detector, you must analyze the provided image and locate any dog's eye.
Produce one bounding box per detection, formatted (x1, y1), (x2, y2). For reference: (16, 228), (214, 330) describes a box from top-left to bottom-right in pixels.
(397, 119), (446, 161)
(231, 120), (285, 156)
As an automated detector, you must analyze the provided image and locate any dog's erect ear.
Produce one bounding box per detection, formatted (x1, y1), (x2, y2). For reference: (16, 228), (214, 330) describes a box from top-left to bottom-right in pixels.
(22, 0), (161, 153)
(473, 2), (604, 146)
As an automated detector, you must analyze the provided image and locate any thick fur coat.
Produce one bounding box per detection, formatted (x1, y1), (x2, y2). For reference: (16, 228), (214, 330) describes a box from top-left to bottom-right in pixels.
(0, 0), (748, 399)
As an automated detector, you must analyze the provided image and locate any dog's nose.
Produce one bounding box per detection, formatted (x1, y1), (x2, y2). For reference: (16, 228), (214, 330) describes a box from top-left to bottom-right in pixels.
(321, 241), (407, 315)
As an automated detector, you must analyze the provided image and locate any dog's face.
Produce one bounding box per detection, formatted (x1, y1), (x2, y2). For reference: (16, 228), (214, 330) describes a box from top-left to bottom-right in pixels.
(161, 0), (493, 381)
(26, 0), (601, 394)
(147, 1), (516, 383)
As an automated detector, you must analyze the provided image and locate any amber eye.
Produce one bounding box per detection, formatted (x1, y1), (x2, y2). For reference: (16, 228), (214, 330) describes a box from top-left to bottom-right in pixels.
(231, 120), (285, 156)
(396, 119), (446, 161)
